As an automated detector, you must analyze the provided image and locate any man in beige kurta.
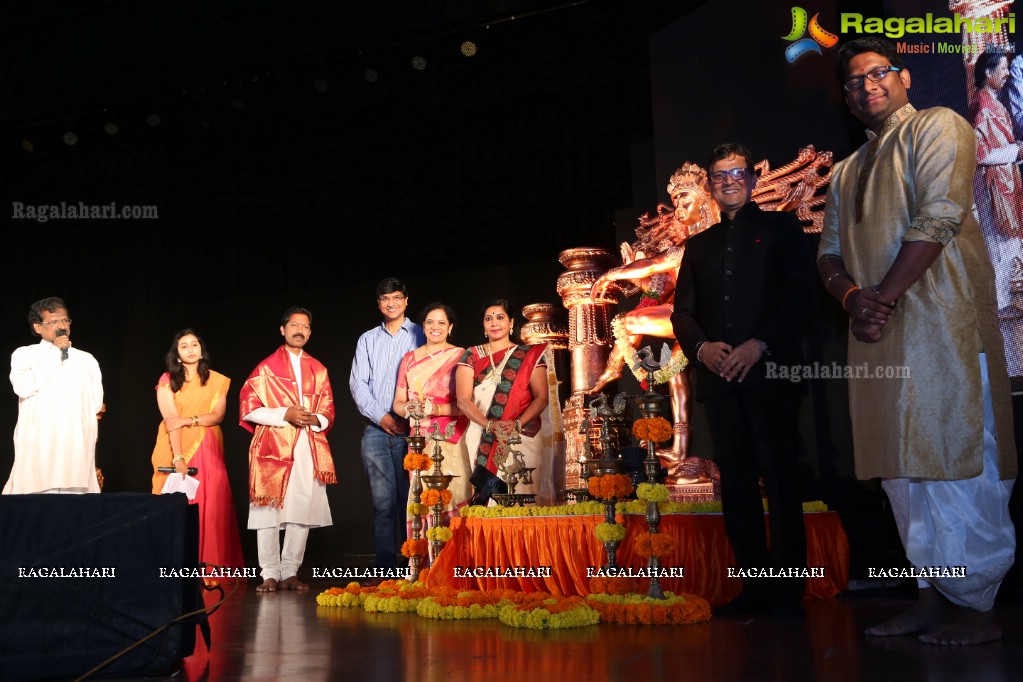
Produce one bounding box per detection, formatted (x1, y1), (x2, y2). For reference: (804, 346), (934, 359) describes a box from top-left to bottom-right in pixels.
(819, 37), (1016, 646)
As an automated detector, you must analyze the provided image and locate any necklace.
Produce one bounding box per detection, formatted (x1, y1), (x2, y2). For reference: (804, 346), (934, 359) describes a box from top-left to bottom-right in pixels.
(424, 344), (450, 360)
(486, 342), (510, 384)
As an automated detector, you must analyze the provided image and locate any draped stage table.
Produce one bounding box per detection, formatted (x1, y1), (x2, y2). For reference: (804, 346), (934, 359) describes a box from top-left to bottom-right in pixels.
(427, 512), (849, 605)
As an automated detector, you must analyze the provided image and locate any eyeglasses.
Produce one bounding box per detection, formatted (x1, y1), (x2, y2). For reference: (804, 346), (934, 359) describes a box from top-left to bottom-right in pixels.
(40, 319), (72, 327)
(843, 65), (901, 92)
(378, 294), (406, 304)
(708, 168), (748, 184)
(286, 322), (310, 330)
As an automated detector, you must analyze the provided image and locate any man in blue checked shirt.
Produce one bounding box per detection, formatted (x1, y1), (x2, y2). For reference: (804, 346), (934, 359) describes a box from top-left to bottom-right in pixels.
(349, 278), (425, 570)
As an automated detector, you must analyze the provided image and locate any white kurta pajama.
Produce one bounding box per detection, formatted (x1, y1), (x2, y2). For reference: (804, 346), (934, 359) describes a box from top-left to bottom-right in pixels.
(245, 350), (332, 582)
(4, 340), (103, 494)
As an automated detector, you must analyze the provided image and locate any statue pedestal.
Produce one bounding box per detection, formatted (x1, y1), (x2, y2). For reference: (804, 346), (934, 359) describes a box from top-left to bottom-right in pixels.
(666, 481), (717, 503)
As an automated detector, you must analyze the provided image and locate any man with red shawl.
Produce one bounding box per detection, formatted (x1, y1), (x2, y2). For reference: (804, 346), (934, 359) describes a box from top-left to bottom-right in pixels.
(240, 306), (336, 592)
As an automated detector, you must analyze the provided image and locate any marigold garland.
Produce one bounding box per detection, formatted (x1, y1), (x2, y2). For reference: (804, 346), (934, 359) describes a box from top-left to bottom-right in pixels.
(403, 453), (431, 471)
(594, 522), (626, 542)
(587, 474), (634, 500)
(615, 499), (830, 515)
(588, 576), (640, 595)
(499, 597), (600, 629)
(316, 582), (375, 608)
(460, 501), (605, 518)
(636, 483), (670, 503)
(401, 538), (428, 558)
(421, 489), (454, 506)
(586, 592), (711, 625)
(417, 590), (515, 620)
(407, 502), (429, 517)
(459, 499), (829, 519)
(632, 417), (673, 444)
(363, 580), (433, 613)
(316, 582), (710, 627)
(634, 532), (676, 558)
(426, 526), (453, 542)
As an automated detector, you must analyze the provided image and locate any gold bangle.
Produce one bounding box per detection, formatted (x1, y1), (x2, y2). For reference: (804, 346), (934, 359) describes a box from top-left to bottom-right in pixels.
(191, 415), (199, 427)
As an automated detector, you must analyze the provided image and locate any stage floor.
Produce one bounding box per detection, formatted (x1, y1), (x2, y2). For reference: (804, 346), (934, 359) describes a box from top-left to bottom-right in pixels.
(109, 579), (1023, 682)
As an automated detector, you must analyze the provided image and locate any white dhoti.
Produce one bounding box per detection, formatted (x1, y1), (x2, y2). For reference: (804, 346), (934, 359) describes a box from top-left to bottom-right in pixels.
(882, 354), (1016, 611)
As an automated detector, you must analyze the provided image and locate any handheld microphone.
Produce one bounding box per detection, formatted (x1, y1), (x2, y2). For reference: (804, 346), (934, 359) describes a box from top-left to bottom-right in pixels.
(158, 466), (199, 475)
(55, 328), (68, 361)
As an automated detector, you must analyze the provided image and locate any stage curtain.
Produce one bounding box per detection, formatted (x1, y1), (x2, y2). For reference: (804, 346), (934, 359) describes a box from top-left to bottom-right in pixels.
(427, 512), (849, 605)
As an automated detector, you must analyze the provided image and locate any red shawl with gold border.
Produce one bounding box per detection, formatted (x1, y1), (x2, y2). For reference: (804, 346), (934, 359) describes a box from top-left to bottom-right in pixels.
(239, 346), (336, 507)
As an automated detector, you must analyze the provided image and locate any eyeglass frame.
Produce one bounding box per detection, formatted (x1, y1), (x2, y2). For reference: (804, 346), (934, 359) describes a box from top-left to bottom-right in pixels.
(708, 168), (750, 185)
(843, 65), (901, 93)
(39, 318), (72, 327)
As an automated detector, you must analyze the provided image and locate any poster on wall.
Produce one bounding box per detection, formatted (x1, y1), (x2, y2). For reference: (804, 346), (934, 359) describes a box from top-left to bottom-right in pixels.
(884, 0), (1021, 385)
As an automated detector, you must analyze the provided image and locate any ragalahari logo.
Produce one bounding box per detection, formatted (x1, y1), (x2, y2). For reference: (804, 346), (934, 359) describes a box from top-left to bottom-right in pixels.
(782, 7), (839, 63)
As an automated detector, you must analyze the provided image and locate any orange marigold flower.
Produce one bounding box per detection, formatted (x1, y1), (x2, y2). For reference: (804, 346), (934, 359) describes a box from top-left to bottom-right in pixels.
(634, 532), (676, 558)
(403, 453), (432, 471)
(587, 474), (634, 500)
(401, 538), (428, 558)
(632, 417), (673, 444)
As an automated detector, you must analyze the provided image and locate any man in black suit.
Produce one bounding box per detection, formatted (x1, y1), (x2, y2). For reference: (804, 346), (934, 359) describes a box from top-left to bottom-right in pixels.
(671, 143), (816, 615)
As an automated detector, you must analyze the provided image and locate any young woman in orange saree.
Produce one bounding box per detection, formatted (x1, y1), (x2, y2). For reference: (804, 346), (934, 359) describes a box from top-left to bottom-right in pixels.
(151, 329), (244, 582)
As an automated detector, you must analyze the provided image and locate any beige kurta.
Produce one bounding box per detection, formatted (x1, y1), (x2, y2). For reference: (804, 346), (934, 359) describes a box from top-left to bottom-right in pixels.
(820, 105), (1016, 481)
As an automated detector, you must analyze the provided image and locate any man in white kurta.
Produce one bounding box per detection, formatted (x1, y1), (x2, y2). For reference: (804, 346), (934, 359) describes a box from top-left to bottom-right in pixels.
(4, 298), (103, 495)
(819, 38), (1016, 646)
(240, 307), (335, 592)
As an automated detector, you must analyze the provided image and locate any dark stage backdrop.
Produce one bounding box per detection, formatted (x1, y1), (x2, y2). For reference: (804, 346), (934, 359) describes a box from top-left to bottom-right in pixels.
(0, 0), (673, 566)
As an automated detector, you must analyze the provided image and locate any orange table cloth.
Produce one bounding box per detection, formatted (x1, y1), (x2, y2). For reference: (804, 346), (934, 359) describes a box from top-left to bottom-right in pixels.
(427, 512), (849, 605)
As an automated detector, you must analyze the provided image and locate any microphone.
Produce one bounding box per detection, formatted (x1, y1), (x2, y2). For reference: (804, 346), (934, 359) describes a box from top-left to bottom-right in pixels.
(55, 328), (68, 361)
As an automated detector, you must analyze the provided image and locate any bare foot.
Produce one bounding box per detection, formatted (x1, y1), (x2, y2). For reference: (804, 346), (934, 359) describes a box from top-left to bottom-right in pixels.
(919, 608), (1002, 646)
(256, 578), (278, 593)
(865, 587), (952, 636)
(279, 576), (309, 591)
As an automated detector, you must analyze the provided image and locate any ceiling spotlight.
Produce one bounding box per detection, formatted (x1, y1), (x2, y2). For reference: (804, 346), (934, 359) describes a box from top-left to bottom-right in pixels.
(364, 68), (379, 83)
(313, 78), (329, 93)
(146, 114), (161, 127)
(103, 123), (120, 135)
(411, 55), (427, 71)
(21, 139), (34, 152)
(63, 132), (78, 146)
(460, 41), (478, 57)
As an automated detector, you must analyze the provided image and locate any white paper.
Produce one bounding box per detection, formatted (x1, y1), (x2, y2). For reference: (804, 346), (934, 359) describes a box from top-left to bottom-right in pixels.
(160, 473), (201, 501)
